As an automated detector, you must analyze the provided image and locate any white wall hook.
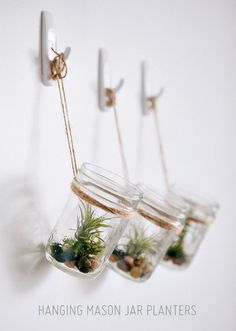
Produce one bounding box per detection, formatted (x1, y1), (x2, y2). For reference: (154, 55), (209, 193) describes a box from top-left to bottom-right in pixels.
(156, 87), (164, 99)
(98, 48), (124, 111)
(63, 47), (71, 60)
(113, 79), (124, 93)
(41, 11), (71, 86)
(141, 61), (164, 115)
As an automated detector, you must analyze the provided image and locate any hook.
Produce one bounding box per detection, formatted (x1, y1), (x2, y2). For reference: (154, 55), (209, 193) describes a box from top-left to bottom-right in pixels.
(113, 78), (124, 94)
(156, 87), (164, 99)
(41, 11), (71, 86)
(141, 61), (164, 115)
(98, 48), (124, 111)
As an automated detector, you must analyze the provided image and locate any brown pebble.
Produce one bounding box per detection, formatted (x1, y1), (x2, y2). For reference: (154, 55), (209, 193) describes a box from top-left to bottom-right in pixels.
(124, 255), (134, 267)
(172, 257), (186, 265)
(90, 258), (101, 270)
(134, 258), (144, 267)
(141, 261), (153, 274)
(117, 260), (131, 272)
(130, 266), (142, 279)
(64, 260), (76, 268)
(109, 254), (119, 263)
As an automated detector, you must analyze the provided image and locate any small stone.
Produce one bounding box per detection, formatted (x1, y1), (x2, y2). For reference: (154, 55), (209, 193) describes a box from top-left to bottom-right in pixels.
(76, 256), (92, 273)
(64, 260), (76, 268)
(117, 260), (131, 272)
(50, 243), (65, 263)
(124, 256), (134, 267)
(112, 248), (127, 259)
(134, 258), (145, 267)
(90, 257), (101, 270)
(109, 254), (119, 263)
(130, 266), (142, 279)
(62, 248), (76, 261)
(172, 257), (186, 266)
(141, 261), (153, 274)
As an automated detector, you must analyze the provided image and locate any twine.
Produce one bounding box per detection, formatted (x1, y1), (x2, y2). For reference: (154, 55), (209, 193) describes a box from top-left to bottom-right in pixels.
(148, 96), (170, 190)
(50, 51), (136, 218)
(138, 208), (182, 234)
(50, 48), (78, 177)
(105, 88), (130, 182)
(187, 215), (211, 225)
(71, 181), (135, 219)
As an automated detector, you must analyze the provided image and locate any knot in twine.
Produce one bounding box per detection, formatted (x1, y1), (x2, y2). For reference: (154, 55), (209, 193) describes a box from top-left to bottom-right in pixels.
(105, 88), (116, 107)
(147, 96), (157, 111)
(50, 48), (67, 80)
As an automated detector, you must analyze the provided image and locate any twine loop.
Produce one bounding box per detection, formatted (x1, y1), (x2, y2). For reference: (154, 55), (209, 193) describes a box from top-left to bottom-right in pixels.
(50, 49), (67, 80)
(105, 88), (116, 107)
(147, 96), (157, 112)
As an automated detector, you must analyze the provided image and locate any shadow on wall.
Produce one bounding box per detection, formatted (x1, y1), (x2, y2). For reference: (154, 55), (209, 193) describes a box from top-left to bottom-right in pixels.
(0, 176), (51, 292)
(0, 20), (112, 292)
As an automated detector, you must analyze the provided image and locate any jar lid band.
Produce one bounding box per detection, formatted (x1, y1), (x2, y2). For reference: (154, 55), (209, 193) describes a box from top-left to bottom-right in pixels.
(138, 208), (183, 234)
(187, 215), (212, 225)
(71, 182), (135, 219)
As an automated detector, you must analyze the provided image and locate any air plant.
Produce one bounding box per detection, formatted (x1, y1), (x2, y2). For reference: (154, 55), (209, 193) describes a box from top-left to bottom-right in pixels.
(110, 225), (157, 279)
(164, 221), (189, 265)
(50, 201), (111, 273)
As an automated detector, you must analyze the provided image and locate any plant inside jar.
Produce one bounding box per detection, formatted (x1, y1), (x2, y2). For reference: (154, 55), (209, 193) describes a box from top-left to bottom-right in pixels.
(49, 202), (111, 273)
(164, 221), (189, 266)
(109, 225), (156, 280)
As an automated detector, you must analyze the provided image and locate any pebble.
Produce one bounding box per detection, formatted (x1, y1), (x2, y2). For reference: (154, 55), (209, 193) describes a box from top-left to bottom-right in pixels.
(172, 257), (186, 265)
(65, 260), (76, 268)
(141, 261), (153, 274)
(134, 258), (145, 267)
(90, 258), (101, 270)
(109, 254), (119, 262)
(130, 266), (142, 279)
(117, 260), (131, 272)
(124, 255), (134, 267)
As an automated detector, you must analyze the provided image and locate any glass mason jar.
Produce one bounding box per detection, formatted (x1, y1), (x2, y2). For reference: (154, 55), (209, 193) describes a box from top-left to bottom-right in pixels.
(45, 163), (142, 279)
(109, 185), (188, 282)
(163, 184), (219, 269)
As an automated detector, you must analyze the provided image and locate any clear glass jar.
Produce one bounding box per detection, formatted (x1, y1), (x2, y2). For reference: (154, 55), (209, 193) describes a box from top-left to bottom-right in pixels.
(45, 163), (142, 279)
(163, 184), (219, 269)
(109, 185), (188, 282)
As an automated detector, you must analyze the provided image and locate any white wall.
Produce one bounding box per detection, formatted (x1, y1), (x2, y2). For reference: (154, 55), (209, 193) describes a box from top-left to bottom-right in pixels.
(0, 0), (235, 330)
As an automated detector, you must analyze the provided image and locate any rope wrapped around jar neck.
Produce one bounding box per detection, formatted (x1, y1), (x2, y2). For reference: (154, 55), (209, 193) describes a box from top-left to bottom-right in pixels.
(71, 180), (135, 219)
(137, 207), (183, 235)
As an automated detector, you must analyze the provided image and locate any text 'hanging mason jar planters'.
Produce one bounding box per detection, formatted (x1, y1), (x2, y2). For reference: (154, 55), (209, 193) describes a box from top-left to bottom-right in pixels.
(163, 184), (219, 269)
(45, 163), (142, 279)
(109, 185), (188, 282)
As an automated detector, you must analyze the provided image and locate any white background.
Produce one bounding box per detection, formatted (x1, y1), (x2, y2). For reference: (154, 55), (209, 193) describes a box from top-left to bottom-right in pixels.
(0, 0), (235, 330)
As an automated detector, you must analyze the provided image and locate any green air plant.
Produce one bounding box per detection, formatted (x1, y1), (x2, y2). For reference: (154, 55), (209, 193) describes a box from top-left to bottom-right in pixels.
(110, 225), (156, 279)
(165, 220), (189, 265)
(125, 226), (156, 260)
(50, 201), (111, 273)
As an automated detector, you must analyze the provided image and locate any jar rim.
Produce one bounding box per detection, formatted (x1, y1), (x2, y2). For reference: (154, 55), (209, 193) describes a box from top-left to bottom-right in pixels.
(137, 184), (188, 234)
(170, 183), (219, 216)
(74, 163), (142, 209)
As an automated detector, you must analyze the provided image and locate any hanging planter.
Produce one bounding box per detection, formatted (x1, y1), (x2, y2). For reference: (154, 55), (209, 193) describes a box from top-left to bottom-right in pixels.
(41, 42), (143, 279)
(109, 185), (188, 282)
(46, 163), (142, 278)
(163, 184), (219, 269)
